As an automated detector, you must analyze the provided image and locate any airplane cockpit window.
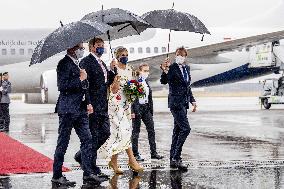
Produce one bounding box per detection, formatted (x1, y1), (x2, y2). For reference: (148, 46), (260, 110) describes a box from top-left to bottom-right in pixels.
(28, 49), (33, 55)
(154, 47), (159, 53)
(11, 49), (16, 55)
(2, 49), (7, 55)
(146, 47), (151, 53)
(130, 47), (135, 54)
(138, 47), (143, 54)
(19, 49), (25, 55)
(162, 47), (167, 53)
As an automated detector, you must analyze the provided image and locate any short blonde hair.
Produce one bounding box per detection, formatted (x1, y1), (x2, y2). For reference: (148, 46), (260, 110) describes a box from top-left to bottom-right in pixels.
(138, 63), (149, 71)
(115, 47), (128, 59)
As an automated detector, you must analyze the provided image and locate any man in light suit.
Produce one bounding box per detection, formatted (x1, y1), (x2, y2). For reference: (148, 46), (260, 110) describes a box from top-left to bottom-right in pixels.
(0, 72), (11, 132)
(131, 63), (164, 161)
(160, 47), (197, 171)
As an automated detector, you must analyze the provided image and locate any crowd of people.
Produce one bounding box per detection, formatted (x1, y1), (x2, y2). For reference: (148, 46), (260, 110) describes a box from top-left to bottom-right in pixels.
(52, 37), (197, 187)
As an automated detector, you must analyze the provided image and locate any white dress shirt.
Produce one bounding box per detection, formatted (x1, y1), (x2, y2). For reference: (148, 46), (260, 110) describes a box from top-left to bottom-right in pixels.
(139, 78), (150, 104)
(91, 52), (108, 83)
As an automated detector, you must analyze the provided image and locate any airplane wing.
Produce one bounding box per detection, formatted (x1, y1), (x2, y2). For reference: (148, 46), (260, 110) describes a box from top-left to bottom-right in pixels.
(129, 29), (284, 68)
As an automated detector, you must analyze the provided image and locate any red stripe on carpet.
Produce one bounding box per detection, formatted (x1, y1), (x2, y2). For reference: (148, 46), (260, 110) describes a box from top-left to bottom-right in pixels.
(0, 133), (69, 175)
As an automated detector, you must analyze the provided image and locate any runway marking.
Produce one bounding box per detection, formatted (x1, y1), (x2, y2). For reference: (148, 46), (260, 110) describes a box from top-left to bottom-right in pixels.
(70, 159), (284, 171)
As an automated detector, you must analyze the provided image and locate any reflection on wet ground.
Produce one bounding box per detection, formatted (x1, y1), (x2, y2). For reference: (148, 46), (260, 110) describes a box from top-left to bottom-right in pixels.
(1, 97), (284, 188)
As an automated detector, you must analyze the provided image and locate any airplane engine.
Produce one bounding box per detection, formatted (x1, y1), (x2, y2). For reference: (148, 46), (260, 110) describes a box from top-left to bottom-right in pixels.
(40, 70), (59, 104)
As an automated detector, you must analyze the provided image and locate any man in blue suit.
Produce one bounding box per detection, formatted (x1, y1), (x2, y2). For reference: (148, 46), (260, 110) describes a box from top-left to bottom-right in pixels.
(52, 43), (104, 187)
(74, 38), (116, 179)
(160, 47), (197, 171)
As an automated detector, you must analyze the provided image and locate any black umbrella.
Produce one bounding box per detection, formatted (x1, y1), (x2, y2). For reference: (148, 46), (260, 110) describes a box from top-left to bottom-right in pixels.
(81, 8), (151, 58)
(142, 8), (210, 58)
(142, 9), (210, 34)
(30, 20), (112, 66)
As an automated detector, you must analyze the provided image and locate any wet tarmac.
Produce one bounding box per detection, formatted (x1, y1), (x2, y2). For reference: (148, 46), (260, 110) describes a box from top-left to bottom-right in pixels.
(1, 97), (284, 189)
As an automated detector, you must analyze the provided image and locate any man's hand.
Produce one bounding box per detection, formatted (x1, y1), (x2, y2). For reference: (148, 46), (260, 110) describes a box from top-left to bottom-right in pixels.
(160, 58), (170, 73)
(87, 104), (93, 114)
(192, 103), (197, 112)
(131, 113), (135, 119)
(80, 69), (87, 81)
(110, 58), (118, 71)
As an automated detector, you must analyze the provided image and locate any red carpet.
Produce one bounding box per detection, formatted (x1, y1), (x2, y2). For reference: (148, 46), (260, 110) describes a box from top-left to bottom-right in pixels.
(0, 133), (69, 175)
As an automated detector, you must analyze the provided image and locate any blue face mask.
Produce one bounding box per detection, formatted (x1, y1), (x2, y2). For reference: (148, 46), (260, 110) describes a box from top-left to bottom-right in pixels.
(96, 47), (104, 56)
(120, 57), (128, 64)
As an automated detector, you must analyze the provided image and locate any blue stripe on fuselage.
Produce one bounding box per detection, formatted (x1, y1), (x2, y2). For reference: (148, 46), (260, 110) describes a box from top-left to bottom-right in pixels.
(191, 63), (279, 88)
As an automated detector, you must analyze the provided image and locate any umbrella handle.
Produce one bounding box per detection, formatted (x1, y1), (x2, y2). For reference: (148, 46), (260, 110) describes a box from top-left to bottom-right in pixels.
(167, 29), (171, 58)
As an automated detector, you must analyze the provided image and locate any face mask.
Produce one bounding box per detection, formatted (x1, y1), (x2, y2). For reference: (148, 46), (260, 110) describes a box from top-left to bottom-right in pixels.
(96, 47), (104, 56)
(175, 55), (186, 64)
(75, 49), (84, 59)
(140, 72), (149, 79)
(120, 57), (128, 64)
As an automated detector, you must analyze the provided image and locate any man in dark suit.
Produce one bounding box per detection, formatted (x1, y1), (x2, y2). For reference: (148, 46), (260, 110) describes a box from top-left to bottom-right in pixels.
(0, 72), (11, 132)
(160, 47), (197, 171)
(52, 43), (104, 186)
(131, 63), (164, 161)
(74, 38), (116, 178)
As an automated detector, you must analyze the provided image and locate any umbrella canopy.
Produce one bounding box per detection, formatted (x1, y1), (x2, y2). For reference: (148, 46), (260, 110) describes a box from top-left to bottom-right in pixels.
(81, 8), (151, 41)
(30, 20), (112, 66)
(142, 9), (210, 34)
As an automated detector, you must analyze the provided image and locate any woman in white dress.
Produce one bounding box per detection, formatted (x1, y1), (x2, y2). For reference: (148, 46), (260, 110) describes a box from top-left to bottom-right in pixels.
(99, 47), (143, 174)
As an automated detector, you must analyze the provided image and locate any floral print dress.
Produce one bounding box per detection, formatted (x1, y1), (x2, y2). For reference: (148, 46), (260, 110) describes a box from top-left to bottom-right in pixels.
(98, 65), (134, 162)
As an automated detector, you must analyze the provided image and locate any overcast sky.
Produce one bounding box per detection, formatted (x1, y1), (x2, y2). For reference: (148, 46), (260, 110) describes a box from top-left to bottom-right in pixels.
(0, 0), (283, 29)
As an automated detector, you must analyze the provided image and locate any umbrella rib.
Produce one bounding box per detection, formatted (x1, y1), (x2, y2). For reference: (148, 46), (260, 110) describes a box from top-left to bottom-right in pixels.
(117, 23), (132, 32)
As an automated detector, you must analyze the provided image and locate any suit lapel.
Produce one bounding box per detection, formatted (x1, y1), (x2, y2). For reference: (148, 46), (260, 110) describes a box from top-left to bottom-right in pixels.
(173, 63), (185, 83)
(89, 54), (105, 75)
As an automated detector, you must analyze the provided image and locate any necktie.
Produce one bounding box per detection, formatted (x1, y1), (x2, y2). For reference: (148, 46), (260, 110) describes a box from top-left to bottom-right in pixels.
(182, 66), (188, 82)
(98, 59), (107, 83)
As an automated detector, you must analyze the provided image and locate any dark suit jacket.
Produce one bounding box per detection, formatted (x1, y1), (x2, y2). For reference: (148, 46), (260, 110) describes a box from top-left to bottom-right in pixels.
(56, 55), (89, 114)
(79, 54), (116, 113)
(131, 79), (154, 117)
(160, 63), (196, 110)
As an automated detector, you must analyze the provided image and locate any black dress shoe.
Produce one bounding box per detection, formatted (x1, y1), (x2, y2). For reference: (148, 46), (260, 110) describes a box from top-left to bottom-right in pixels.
(151, 153), (164, 160)
(170, 160), (179, 169)
(97, 172), (110, 179)
(135, 155), (144, 162)
(83, 174), (105, 185)
(51, 176), (76, 187)
(176, 160), (188, 171)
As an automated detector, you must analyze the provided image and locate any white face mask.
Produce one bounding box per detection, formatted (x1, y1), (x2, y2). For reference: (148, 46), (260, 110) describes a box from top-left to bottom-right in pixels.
(140, 72), (149, 79)
(175, 55), (186, 64)
(75, 49), (84, 59)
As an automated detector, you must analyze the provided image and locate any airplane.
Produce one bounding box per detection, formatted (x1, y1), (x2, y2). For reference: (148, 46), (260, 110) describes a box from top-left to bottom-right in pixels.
(1, 7), (284, 104)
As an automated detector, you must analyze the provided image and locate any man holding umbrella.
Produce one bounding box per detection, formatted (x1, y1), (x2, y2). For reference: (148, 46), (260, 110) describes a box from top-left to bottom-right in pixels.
(52, 43), (104, 186)
(160, 47), (197, 171)
(74, 37), (117, 179)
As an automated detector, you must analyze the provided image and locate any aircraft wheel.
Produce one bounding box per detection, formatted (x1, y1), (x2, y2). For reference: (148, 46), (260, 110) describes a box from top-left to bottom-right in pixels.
(262, 98), (271, 109)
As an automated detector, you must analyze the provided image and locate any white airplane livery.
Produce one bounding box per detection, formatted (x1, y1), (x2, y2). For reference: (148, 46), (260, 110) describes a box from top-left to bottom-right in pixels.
(1, 4), (284, 104)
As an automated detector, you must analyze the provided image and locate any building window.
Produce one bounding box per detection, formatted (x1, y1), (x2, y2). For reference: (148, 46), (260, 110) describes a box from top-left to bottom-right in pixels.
(19, 49), (25, 55)
(138, 47), (143, 54)
(28, 49), (33, 54)
(130, 47), (135, 54)
(11, 49), (16, 55)
(2, 49), (7, 55)
(154, 47), (159, 53)
(146, 47), (151, 53)
(162, 47), (167, 53)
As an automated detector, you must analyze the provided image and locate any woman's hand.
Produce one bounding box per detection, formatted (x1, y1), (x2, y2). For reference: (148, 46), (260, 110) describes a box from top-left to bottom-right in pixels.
(111, 76), (121, 94)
